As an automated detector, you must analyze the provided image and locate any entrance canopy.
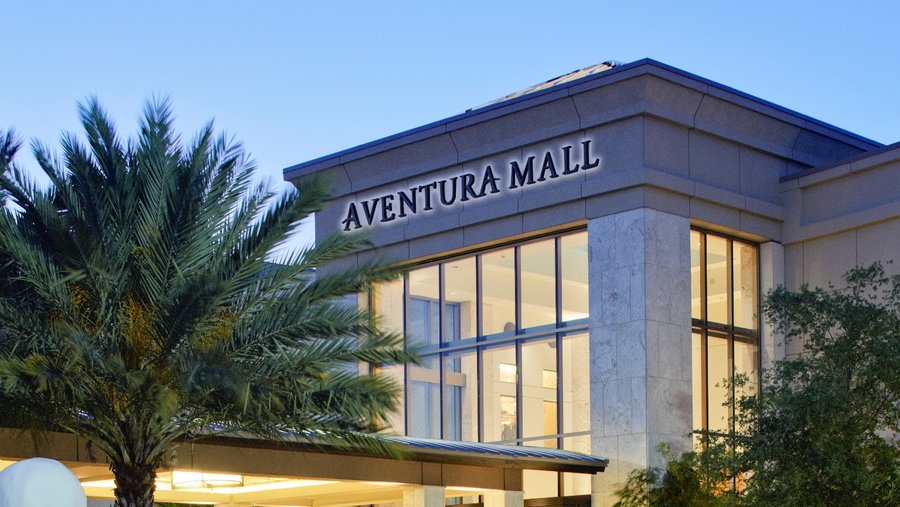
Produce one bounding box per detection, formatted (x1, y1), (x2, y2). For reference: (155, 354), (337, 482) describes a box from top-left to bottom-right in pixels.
(0, 428), (605, 506)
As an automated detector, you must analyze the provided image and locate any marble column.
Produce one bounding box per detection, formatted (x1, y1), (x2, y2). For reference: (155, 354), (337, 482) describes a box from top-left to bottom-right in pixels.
(759, 242), (785, 371)
(587, 209), (692, 506)
(402, 485), (445, 507)
(483, 490), (525, 507)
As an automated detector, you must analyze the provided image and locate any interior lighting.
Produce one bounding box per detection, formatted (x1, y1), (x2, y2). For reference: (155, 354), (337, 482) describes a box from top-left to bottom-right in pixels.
(171, 470), (244, 489)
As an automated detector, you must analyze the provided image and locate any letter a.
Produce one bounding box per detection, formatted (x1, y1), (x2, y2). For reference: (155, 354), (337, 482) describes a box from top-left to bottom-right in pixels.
(342, 202), (362, 231)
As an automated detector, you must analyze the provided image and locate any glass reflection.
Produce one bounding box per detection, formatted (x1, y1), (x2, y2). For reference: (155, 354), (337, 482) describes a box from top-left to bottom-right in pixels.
(733, 242), (758, 330)
(706, 236), (728, 325)
(707, 334), (729, 433)
(523, 470), (558, 499)
(521, 239), (557, 329)
(409, 266), (440, 347)
(563, 435), (592, 495)
(560, 232), (588, 321)
(482, 344), (517, 442)
(370, 230), (604, 488)
(692, 230), (760, 438)
(691, 230), (702, 320)
(734, 339), (758, 433)
(373, 280), (404, 334)
(443, 350), (478, 441)
(482, 248), (516, 335)
(522, 338), (557, 447)
(372, 280), (405, 435)
(734, 339), (758, 396)
(562, 333), (590, 434)
(444, 257), (476, 341)
(408, 356), (440, 438)
(377, 364), (405, 435)
(692, 331), (703, 435)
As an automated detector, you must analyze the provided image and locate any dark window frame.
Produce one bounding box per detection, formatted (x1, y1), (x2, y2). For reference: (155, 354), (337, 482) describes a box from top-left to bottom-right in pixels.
(370, 228), (591, 498)
(690, 227), (761, 441)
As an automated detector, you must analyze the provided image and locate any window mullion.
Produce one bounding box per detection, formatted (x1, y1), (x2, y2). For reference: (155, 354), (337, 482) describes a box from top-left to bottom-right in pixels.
(402, 274), (410, 436)
(515, 340), (523, 444)
(514, 246), (521, 334)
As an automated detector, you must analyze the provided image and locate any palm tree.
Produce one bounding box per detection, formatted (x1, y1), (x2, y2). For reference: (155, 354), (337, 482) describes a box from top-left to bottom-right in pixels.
(0, 99), (412, 506)
(0, 128), (22, 207)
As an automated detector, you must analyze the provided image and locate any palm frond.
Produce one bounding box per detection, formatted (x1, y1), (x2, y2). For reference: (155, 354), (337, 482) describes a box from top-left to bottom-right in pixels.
(0, 99), (412, 506)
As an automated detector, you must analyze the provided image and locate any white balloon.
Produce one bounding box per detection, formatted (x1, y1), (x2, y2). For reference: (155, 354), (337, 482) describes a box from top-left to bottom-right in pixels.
(0, 457), (87, 507)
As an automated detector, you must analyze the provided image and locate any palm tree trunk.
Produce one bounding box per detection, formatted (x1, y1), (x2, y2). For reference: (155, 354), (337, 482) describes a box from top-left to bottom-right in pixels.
(111, 461), (157, 507)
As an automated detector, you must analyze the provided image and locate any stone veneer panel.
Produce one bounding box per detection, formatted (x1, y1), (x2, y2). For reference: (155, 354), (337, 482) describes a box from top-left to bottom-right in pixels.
(760, 242), (786, 370)
(588, 208), (692, 506)
(783, 217), (900, 359)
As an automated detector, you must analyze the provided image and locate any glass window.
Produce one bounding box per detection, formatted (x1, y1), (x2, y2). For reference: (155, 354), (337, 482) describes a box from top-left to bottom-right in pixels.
(706, 236), (728, 325)
(543, 370), (557, 389)
(522, 338), (558, 447)
(562, 434), (592, 495)
(372, 281), (405, 434)
(373, 280), (404, 334)
(444, 256), (477, 341)
(367, 230), (597, 499)
(691, 230), (702, 320)
(707, 334), (730, 433)
(520, 239), (557, 329)
(377, 364), (405, 435)
(523, 470), (558, 500)
(409, 266), (440, 347)
(733, 242), (759, 331)
(560, 232), (589, 322)
(482, 344), (517, 443)
(692, 331), (703, 435)
(734, 339), (758, 396)
(691, 229), (760, 439)
(734, 339), (758, 433)
(408, 356), (440, 438)
(482, 248), (516, 336)
(562, 333), (590, 434)
(443, 349), (478, 442)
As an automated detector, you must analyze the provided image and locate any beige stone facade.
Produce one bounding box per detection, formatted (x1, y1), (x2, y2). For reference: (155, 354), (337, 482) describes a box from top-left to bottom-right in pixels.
(284, 59), (900, 507)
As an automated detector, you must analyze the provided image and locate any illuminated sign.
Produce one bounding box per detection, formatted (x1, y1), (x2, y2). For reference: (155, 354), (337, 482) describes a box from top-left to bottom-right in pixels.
(341, 138), (599, 231)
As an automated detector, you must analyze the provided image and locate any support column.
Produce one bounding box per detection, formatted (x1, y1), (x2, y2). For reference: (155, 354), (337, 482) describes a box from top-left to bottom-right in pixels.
(587, 209), (692, 506)
(759, 242), (785, 370)
(402, 485), (445, 507)
(483, 490), (524, 507)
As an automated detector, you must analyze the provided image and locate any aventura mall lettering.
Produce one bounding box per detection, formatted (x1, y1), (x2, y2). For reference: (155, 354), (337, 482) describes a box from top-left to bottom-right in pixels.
(341, 139), (600, 230)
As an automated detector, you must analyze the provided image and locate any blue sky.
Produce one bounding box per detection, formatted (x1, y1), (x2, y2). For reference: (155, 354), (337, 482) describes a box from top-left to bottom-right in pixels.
(3, 1), (899, 249)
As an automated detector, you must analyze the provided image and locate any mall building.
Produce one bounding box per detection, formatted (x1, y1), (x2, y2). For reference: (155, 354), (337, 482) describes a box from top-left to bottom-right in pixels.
(281, 59), (900, 506)
(3, 59), (898, 507)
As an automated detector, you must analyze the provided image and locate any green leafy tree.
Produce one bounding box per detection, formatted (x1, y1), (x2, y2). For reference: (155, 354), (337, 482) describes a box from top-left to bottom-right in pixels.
(614, 263), (900, 506)
(0, 99), (413, 507)
(613, 442), (743, 507)
(737, 263), (900, 506)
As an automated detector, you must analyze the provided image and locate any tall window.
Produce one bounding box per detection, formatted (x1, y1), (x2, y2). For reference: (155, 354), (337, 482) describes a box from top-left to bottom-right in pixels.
(691, 229), (759, 438)
(371, 230), (590, 499)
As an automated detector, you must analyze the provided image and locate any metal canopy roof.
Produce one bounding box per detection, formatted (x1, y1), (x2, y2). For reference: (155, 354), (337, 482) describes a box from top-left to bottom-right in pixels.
(209, 431), (608, 474)
(387, 435), (608, 474)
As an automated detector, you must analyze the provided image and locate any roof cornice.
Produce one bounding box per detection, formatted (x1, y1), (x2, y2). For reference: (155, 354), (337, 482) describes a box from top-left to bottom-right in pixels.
(284, 58), (882, 181)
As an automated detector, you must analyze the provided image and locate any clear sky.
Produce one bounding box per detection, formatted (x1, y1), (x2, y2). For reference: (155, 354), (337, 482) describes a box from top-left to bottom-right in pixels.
(3, 1), (899, 249)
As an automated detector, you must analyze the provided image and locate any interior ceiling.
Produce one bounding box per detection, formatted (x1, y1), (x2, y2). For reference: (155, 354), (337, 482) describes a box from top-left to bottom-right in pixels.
(1, 459), (483, 507)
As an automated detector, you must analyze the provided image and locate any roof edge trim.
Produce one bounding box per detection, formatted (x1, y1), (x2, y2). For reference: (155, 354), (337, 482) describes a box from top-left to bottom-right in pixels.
(284, 58), (882, 180)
